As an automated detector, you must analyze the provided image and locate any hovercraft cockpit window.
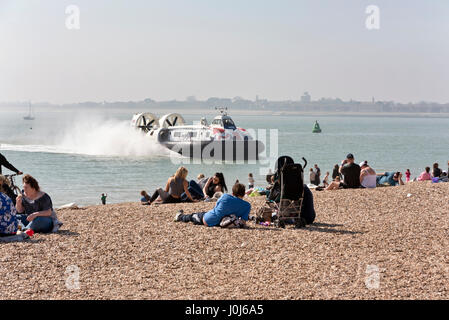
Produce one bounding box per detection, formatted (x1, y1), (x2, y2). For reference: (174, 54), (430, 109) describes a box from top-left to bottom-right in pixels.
(223, 118), (236, 130)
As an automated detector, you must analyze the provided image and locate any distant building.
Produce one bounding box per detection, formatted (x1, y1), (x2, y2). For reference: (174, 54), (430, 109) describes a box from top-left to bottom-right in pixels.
(301, 92), (311, 103)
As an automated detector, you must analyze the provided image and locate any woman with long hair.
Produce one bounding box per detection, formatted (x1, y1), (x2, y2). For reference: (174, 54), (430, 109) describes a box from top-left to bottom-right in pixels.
(203, 172), (228, 199)
(146, 167), (196, 205)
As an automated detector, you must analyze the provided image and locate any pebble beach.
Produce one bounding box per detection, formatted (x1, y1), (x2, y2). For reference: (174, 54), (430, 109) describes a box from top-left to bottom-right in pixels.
(1, 181), (448, 300)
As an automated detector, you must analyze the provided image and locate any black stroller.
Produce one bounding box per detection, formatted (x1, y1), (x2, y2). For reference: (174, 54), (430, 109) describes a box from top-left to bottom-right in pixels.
(258, 156), (308, 228)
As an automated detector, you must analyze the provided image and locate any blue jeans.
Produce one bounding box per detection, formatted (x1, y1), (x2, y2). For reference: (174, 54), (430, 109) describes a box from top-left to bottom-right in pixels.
(181, 180), (204, 200)
(17, 214), (54, 233)
(178, 211), (206, 225)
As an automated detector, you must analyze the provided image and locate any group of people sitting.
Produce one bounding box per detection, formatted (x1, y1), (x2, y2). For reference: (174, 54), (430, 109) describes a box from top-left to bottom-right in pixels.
(415, 162), (448, 182)
(0, 152), (62, 237)
(320, 154), (448, 190)
(140, 162), (316, 228)
(138, 166), (252, 228)
(140, 167), (228, 205)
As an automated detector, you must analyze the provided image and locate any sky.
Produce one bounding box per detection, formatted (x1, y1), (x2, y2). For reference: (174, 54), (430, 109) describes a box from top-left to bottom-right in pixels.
(0, 0), (448, 104)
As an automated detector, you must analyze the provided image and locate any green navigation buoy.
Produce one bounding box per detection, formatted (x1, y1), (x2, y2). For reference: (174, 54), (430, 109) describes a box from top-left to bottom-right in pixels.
(312, 120), (321, 133)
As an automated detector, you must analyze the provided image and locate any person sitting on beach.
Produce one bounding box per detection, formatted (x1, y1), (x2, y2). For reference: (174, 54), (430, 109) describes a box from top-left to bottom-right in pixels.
(359, 161), (377, 188)
(0, 173), (19, 206)
(174, 183), (250, 227)
(439, 171), (448, 182)
(326, 154), (361, 190)
(376, 171), (405, 186)
(332, 164), (341, 181)
(181, 179), (205, 201)
(322, 172), (330, 188)
(417, 167), (432, 181)
(196, 173), (208, 189)
(432, 163), (442, 178)
(0, 177), (18, 236)
(140, 190), (151, 205)
(203, 172), (228, 200)
(146, 167), (196, 205)
(15, 174), (62, 233)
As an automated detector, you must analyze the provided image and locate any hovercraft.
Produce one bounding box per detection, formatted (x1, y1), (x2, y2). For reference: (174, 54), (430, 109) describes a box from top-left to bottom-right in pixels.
(131, 107), (265, 161)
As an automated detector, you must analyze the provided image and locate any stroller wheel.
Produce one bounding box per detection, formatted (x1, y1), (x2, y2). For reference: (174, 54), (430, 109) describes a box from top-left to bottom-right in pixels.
(275, 220), (285, 228)
(295, 218), (306, 229)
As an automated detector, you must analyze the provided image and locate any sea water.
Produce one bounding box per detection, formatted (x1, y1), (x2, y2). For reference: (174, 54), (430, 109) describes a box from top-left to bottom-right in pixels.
(0, 106), (448, 206)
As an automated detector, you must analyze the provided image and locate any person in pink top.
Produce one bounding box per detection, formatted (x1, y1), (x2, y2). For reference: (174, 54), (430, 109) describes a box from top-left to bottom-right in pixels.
(405, 169), (411, 182)
(417, 167), (432, 181)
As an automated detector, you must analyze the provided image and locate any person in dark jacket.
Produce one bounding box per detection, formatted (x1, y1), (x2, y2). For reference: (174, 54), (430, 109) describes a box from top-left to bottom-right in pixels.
(0, 153), (22, 175)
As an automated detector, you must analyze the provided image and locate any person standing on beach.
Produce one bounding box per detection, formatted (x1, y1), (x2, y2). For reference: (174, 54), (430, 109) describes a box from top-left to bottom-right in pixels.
(313, 164), (321, 186)
(405, 169), (411, 183)
(309, 168), (316, 185)
(0, 153), (23, 176)
(248, 173), (255, 189)
(101, 193), (107, 205)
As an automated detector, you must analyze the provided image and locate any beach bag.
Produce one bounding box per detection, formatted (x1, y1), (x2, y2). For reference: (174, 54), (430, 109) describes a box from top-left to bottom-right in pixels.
(219, 215), (245, 228)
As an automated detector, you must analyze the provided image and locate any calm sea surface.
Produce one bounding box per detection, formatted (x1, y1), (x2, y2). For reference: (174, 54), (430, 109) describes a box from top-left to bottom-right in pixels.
(1, 106), (448, 206)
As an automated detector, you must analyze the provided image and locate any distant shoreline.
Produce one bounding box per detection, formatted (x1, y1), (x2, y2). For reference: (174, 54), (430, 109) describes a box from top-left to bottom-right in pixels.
(171, 109), (449, 118)
(2, 105), (449, 119)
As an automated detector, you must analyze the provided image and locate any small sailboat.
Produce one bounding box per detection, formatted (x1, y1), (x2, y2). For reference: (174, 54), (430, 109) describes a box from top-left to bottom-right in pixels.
(312, 120), (321, 133)
(23, 102), (35, 120)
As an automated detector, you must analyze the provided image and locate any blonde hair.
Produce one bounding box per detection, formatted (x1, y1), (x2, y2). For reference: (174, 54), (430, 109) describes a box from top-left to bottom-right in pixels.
(175, 166), (188, 179)
(197, 173), (205, 180)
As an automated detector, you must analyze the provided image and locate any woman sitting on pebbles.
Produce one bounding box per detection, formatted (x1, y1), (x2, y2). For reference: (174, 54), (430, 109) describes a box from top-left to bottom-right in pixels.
(202, 172), (228, 200)
(0, 175), (18, 236)
(15, 174), (62, 233)
(359, 161), (377, 188)
(145, 166), (196, 205)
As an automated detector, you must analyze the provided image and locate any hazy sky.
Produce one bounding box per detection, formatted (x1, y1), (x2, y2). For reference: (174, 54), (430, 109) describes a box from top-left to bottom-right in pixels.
(1, 0), (448, 104)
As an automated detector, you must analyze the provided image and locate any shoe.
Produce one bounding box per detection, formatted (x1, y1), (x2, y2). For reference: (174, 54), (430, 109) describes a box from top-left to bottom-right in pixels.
(174, 210), (184, 222)
(51, 219), (63, 233)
